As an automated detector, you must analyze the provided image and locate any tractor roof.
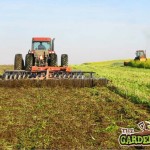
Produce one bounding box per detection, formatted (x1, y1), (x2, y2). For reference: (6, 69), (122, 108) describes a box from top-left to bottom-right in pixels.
(136, 50), (145, 52)
(32, 37), (51, 42)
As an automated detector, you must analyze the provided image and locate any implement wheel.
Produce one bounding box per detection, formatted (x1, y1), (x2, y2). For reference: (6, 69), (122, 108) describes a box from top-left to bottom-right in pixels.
(61, 54), (68, 66)
(14, 54), (24, 70)
(49, 53), (57, 66)
(25, 54), (34, 71)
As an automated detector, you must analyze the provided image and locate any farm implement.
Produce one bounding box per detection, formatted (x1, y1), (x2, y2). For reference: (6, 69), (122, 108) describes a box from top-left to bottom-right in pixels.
(0, 37), (108, 87)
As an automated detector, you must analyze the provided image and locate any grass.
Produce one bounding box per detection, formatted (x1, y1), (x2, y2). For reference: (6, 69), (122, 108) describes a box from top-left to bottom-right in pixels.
(0, 65), (13, 74)
(73, 60), (150, 107)
(0, 61), (150, 149)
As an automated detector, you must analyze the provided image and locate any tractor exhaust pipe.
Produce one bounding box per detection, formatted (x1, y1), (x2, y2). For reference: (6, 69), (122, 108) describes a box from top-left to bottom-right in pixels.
(52, 38), (55, 51)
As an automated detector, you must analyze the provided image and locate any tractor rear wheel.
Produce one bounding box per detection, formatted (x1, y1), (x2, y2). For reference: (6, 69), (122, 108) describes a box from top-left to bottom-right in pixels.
(49, 53), (57, 66)
(14, 54), (24, 70)
(61, 54), (68, 66)
(25, 54), (34, 71)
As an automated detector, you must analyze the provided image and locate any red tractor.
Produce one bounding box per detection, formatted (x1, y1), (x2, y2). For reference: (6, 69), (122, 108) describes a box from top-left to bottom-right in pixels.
(2, 37), (95, 80)
(0, 37), (109, 87)
(134, 50), (147, 61)
(14, 37), (69, 71)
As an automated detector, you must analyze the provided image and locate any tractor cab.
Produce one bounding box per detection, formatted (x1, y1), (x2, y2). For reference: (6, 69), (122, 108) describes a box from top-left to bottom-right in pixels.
(32, 37), (52, 51)
(134, 50), (147, 61)
(29, 37), (56, 67)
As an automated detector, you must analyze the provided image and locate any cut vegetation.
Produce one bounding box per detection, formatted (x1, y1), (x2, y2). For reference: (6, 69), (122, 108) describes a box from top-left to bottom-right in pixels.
(125, 59), (150, 69)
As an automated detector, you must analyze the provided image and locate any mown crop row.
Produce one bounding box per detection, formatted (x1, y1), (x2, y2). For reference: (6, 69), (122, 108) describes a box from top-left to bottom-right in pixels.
(125, 59), (150, 69)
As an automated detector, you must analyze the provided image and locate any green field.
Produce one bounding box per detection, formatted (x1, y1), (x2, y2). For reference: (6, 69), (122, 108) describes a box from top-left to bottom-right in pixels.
(0, 60), (150, 149)
(73, 60), (150, 106)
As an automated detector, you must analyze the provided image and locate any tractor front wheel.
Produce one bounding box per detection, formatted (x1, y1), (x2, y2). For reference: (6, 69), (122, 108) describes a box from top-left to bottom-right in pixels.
(14, 54), (24, 70)
(61, 54), (68, 66)
(49, 53), (57, 66)
(25, 54), (34, 71)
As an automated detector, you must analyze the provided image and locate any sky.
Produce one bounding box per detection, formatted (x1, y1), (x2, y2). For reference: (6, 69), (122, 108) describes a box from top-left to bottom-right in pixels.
(0, 0), (150, 65)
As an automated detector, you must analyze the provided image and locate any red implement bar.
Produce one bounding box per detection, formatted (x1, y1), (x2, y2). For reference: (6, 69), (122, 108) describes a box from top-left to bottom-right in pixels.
(32, 37), (51, 42)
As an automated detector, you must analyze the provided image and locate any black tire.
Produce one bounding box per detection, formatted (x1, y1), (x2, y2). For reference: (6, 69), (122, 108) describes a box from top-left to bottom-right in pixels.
(25, 54), (34, 71)
(14, 54), (24, 70)
(134, 56), (139, 61)
(61, 54), (68, 66)
(49, 53), (57, 66)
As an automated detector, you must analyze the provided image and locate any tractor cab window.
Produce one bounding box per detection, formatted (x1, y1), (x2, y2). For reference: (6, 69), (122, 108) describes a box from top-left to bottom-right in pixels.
(33, 42), (51, 50)
(136, 51), (144, 57)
